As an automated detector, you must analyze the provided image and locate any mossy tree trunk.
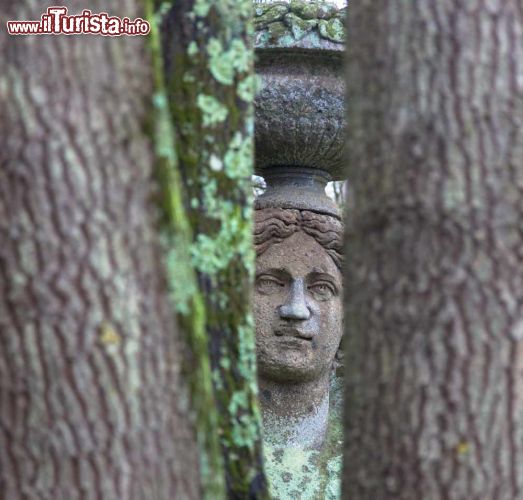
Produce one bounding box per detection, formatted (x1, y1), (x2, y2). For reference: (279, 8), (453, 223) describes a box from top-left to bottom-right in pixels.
(344, 1), (523, 498)
(0, 1), (200, 498)
(161, 1), (268, 499)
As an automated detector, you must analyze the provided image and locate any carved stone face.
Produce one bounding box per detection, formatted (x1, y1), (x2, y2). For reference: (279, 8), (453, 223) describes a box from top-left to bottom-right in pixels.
(254, 231), (343, 383)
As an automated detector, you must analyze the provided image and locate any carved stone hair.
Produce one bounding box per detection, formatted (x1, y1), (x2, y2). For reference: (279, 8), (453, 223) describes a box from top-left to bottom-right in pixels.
(254, 208), (344, 270)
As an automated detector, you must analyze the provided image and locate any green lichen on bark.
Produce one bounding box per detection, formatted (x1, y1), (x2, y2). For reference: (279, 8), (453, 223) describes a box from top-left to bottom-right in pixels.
(160, 0), (268, 498)
(144, 2), (225, 498)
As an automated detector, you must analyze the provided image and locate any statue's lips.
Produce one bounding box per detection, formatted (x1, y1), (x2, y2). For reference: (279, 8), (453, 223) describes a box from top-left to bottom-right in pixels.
(275, 337), (313, 351)
(274, 327), (315, 340)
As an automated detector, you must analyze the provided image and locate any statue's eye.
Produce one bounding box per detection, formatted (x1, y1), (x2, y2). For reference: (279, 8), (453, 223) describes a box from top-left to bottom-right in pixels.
(256, 277), (284, 294)
(308, 282), (335, 299)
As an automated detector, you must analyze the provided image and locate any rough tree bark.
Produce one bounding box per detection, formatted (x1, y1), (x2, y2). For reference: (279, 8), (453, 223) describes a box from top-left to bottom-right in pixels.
(0, 1), (200, 498)
(344, 1), (523, 499)
(161, 1), (268, 498)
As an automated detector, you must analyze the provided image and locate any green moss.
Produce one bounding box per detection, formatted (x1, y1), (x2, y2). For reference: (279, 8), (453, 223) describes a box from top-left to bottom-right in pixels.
(183, 72), (196, 83)
(289, 0), (321, 20)
(318, 18), (345, 43)
(144, 2), (226, 498)
(254, 4), (289, 28)
(267, 21), (289, 42)
(165, 242), (198, 314)
(290, 0), (336, 20)
(254, 0), (345, 47)
(159, 0), (268, 496)
(284, 13), (318, 41)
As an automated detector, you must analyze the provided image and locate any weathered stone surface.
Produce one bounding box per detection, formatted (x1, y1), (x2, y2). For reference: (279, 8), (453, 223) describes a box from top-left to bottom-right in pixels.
(264, 376), (343, 499)
(254, 50), (346, 180)
(254, 1), (346, 181)
(254, 167), (340, 218)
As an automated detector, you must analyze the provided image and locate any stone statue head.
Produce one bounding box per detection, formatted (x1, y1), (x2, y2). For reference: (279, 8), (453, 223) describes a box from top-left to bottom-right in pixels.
(253, 208), (344, 384)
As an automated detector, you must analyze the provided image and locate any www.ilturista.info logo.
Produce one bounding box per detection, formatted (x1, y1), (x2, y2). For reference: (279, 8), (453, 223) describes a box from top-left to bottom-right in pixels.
(7, 7), (151, 36)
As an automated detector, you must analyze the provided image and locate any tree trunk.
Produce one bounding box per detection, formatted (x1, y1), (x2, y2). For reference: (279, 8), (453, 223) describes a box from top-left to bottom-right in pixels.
(344, 2), (523, 499)
(0, 1), (199, 498)
(161, 1), (268, 498)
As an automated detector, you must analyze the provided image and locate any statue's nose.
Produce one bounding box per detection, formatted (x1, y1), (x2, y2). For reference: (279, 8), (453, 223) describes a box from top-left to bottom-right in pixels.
(279, 279), (310, 320)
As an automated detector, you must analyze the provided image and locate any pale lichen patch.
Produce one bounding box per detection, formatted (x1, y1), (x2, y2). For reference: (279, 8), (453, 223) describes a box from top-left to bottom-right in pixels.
(197, 94), (229, 127)
(99, 322), (121, 346)
(224, 133), (253, 179)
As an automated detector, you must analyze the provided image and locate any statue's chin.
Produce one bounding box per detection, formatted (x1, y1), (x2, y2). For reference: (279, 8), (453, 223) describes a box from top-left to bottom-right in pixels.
(257, 359), (324, 384)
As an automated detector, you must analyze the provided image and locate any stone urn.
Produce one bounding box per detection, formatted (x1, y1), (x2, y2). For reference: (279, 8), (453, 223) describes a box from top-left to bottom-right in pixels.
(254, 1), (346, 217)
